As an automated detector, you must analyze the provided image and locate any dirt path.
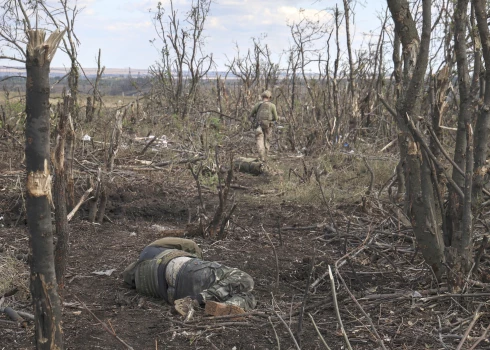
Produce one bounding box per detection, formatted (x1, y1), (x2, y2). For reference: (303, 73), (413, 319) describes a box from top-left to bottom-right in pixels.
(1, 155), (486, 349)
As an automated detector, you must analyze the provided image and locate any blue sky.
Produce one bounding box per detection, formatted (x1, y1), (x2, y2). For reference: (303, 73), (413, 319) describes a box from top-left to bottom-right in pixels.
(49, 0), (387, 71)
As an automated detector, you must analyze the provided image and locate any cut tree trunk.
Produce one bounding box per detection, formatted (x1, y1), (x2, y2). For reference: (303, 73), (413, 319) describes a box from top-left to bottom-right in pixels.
(25, 29), (65, 350)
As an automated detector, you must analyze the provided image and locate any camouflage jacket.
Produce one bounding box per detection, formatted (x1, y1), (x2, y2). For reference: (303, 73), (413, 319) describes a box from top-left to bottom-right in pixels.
(250, 101), (278, 123)
(122, 238), (203, 302)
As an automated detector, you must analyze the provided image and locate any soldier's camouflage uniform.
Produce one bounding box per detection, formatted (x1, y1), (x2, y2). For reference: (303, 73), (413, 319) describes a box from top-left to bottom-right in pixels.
(250, 95), (278, 162)
(122, 238), (256, 311)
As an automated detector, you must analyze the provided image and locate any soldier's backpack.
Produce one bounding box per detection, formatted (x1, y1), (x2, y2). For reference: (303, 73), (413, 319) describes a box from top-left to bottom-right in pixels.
(256, 101), (273, 122)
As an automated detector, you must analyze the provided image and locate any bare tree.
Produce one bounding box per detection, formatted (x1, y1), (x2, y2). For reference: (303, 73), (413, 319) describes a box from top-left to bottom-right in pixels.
(86, 48), (105, 123)
(472, 0), (490, 205)
(54, 93), (72, 291)
(25, 28), (66, 349)
(149, 0), (214, 119)
(41, 0), (81, 117)
(343, 0), (360, 138)
(386, 0), (446, 279)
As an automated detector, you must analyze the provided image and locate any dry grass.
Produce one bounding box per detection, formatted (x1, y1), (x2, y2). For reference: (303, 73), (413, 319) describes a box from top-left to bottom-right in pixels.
(268, 151), (397, 206)
(0, 249), (29, 302)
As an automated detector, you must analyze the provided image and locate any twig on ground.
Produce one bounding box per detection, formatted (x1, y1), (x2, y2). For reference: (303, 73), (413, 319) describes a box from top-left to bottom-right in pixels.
(271, 293), (301, 350)
(273, 309), (301, 350)
(468, 321), (490, 350)
(269, 316), (281, 350)
(281, 223), (333, 232)
(205, 335), (220, 350)
(153, 155), (206, 168)
(329, 266), (353, 350)
(139, 136), (157, 155)
(73, 295), (134, 350)
(277, 217), (283, 246)
(308, 313), (332, 350)
(456, 304), (482, 350)
(474, 236), (488, 272)
(419, 292), (490, 302)
(362, 156), (374, 195)
(437, 315), (449, 349)
(296, 252), (315, 345)
(311, 228), (373, 289)
(263, 226), (280, 291)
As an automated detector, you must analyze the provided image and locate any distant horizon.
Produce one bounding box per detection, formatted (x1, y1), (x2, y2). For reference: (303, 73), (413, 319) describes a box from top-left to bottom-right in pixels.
(0, 1), (387, 72)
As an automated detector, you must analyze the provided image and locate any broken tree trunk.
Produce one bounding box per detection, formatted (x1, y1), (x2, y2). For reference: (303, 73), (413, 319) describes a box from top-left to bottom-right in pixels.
(234, 157), (264, 175)
(25, 29), (65, 350)
(65, 111), (75, 211)
(387, 0), (446, 280)
(472, 0), (490, 205)
(97, 109), (124, 223)
(54, 94), (72, 291)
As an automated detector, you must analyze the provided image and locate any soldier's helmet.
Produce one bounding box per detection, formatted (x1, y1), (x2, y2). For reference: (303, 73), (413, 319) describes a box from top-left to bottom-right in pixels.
(261, 90), (272, 99)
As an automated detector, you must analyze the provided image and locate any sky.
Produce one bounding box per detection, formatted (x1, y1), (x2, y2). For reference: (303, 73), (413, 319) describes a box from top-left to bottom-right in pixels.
(46, 0), (387, 71)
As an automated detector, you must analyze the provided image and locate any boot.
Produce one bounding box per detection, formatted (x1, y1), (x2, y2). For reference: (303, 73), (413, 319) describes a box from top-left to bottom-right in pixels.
(204, 301), (245, 316)
(174, 296), (200, 317)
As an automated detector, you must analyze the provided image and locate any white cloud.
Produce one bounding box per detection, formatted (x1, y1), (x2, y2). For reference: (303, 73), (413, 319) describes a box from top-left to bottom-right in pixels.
(105, 21), (152, 32)
(49, 0), (385, 70)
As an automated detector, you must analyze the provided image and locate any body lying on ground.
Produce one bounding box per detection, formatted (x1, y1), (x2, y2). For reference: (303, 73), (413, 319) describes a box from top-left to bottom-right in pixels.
(122, 237), (256, 316)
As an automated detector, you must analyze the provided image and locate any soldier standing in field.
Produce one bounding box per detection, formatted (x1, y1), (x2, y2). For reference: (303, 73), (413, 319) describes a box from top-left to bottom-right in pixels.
(249, 90), (278, 162)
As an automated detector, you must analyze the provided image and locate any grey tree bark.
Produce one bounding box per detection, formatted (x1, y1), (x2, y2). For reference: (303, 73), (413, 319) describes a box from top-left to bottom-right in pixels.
(387, 0), (446, 279)
(25, 28), (65, 350)
(472, 0), (490, 204)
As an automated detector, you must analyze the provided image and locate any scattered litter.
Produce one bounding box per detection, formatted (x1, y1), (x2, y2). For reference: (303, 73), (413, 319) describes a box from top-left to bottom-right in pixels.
(129, 232), (137, 237)
(152, 224), (173, 231)
(72, 311), (82, 315)
(92, 269), (116, 276)
(134, 135), (168, 149)
(82, 134), (91, 141)
(412, 291), (422, 298)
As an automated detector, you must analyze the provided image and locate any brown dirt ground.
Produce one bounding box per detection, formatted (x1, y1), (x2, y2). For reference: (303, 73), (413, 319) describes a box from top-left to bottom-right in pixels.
(1, 153), (490, 350)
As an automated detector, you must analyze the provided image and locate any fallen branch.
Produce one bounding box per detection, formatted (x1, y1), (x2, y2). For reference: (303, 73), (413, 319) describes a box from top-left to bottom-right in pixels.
(419, 292), (490, 302)
(308, 313), (332, 350)
(281, 223), (334, 232)
(74, 295), (134, 350)
(456, 304), (482, 350)
(311, 229), (373, 289)
(0, 307), (34, 321)
(273, 309), (301, 350)
(468, 321), (490, 350)
(153, 155), (206, 168)
(263, 226), (280, 291)
(329, 266), (353, 350)
(139, 136), (157, 155)
(269, 316), (281, 350)
(362, 156), (374, 195)
(1, 287), (19, 298)
(334, 268), (387, 350)
(296, 252), (315, 345)
(67, 187), (93, 222)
